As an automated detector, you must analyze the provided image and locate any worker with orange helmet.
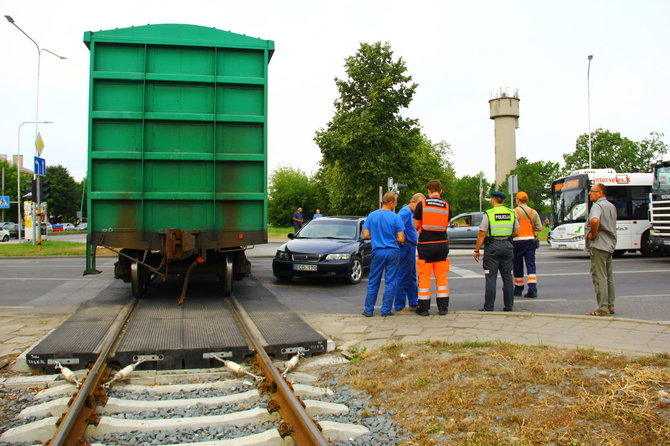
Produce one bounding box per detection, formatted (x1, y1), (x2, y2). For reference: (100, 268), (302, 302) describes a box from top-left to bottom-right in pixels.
(512, 191), (543, 298)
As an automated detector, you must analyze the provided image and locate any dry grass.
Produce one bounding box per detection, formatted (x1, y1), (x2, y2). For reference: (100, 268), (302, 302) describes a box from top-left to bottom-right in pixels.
(326, 342), (670, 445)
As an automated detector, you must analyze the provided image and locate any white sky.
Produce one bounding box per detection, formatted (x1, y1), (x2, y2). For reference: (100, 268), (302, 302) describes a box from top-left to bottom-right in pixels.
(1, 0), (669, 183)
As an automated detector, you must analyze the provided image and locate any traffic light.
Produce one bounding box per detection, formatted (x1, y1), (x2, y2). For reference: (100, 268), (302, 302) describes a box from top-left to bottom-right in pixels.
(24, 179), (37, 201)
(41, 180), (51, 202)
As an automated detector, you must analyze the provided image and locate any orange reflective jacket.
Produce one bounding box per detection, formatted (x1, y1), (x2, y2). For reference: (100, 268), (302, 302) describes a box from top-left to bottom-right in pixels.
(417, 195), (450, 244)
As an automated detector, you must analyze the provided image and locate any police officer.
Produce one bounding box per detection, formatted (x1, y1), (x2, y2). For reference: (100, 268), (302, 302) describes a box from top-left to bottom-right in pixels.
(473, 191), (519, 312)
(413, 180), (451, 316)
(512, 191), (543, 298)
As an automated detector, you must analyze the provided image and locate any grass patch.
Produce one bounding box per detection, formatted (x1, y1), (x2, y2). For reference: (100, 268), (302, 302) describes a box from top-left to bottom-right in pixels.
(328, 341), (670, 445)
(268, 226), (293, 239)
(0, 241), (114, 257)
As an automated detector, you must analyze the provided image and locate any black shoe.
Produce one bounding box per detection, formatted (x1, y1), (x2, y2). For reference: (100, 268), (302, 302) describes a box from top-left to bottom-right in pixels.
(361, 312), (373, 317)
(478, 308), (492, 312)
(438, 308), (448, 315)
(381, 312), (394, 317)
(524, 292), (537, 298)
(503, 308), (513, 312)
(514, 291), (522, 297)
(416, 310), (429, 317)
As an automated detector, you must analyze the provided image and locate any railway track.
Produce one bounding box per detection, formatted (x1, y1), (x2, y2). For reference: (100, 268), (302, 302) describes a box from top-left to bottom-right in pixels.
(0, 294), (370, 445)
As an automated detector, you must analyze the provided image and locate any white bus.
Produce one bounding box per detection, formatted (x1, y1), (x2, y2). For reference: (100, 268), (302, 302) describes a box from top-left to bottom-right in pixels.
(549, 169), (653, 256)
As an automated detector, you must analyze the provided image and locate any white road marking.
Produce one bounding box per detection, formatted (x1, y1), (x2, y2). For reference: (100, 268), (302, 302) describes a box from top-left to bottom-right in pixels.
(516, 299), (568, 303)
(449, 266), (483, 278)
(0, 306), (34, 309)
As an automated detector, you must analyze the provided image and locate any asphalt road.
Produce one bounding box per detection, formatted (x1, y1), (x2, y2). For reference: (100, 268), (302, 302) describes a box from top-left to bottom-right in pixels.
(248, 245), (670, 322)
(0, 246), (668, 322)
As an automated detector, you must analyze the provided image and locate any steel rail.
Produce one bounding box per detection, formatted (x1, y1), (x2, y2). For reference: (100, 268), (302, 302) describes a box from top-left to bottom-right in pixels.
(47, 300), (138, 446)
(227, 294), (329, 446)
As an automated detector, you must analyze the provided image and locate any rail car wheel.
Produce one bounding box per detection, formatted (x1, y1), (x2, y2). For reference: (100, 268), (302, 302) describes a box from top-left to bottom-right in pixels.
(219, 253), (233, 296)
(130, 262), (148, 299)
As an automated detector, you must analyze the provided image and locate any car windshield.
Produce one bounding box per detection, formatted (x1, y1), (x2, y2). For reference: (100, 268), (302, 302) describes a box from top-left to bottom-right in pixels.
(296, 221), (358, 240)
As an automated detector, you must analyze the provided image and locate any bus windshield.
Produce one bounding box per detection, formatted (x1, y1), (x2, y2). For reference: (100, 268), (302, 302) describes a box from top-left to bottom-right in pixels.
(553, 187), (587, 224)
(552, 175), (588, 224)
(652, 164), (670, 193)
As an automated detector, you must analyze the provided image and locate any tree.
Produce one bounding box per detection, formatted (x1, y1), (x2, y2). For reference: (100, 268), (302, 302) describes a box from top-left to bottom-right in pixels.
(498, 157), (560, 214)
(316, 42), (448, 215)
(563, 130), (668, 174)
(449, 173), (492, 215)
(44, 165), (80, 221)
(267, 166), (320, 226)
(0, 159), (32, 223)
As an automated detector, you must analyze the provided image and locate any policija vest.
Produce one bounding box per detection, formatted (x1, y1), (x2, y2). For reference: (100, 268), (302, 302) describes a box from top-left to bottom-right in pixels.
(485, 207), (515, 238)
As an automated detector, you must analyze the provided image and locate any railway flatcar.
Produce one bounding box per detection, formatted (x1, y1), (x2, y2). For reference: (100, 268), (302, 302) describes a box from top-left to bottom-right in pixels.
(82, 24), (273, 299)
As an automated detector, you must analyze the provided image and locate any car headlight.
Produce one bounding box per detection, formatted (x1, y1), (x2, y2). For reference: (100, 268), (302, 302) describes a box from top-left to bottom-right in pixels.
(275, 251), (290, 260)
(325, 253), (351, 261)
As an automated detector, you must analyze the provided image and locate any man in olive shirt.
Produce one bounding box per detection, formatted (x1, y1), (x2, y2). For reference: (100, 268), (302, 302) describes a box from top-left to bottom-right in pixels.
(585, 183), (618, 316)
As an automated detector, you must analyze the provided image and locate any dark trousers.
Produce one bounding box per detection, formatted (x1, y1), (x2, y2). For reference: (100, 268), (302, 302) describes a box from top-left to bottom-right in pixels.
(513, 239), (538, 293)
(482, 239), (514, 311)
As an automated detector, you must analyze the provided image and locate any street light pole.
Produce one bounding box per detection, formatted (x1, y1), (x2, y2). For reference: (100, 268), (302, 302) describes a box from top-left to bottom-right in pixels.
(5, 15), (66, 246)
(587, 54), (593, 169)
(17, 121), (53, 242)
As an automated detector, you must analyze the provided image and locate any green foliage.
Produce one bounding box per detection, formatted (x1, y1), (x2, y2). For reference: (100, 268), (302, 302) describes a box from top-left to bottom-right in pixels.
(498, 157), (561, 214)
(315, 41), (452, 215)
(563, 129), (668, 174)
(267, 166), (320, 226)
(449, 172), (491, 214)
(0, 159), (33, 222)
(45, 165), (81, 221)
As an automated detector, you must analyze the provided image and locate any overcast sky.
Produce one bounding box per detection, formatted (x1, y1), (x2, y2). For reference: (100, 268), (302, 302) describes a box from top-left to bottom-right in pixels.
(1, 0), (668, 183)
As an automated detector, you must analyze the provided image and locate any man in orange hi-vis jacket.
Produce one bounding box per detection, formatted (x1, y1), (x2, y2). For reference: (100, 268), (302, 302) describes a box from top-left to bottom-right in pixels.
(512, 191), (543, 298)
(413, 180), (451, 316)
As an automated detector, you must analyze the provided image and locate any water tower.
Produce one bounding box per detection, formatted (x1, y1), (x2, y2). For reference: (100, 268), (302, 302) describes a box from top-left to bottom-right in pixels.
(489, 89), (520, 186)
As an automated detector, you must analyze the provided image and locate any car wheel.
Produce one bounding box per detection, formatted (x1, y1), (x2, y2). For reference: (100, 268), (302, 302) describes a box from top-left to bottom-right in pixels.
(347, 256), (363, 284)
(639, 230), (656, 257)
(2, 235), (8, 242)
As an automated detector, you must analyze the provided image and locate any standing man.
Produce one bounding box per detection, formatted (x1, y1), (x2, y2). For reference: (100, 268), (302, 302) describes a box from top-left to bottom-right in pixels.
(362, 192), (405, 317)
(585, 183), (617, 316)
(512, 191), (543, 298)
(473, 191), (519, 312)
(312, 209), (323, 219)
(292, 207), (304, 232)
(394, 192), (426, 313)
(413, 180), (451, 316)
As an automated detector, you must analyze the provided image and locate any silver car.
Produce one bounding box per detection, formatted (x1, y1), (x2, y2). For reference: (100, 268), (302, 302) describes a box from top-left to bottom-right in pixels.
(447, 212), (485, 246)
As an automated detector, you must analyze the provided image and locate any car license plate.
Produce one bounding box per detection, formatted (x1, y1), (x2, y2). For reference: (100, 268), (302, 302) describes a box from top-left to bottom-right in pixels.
(294, 264), (317, 271)
(558, 244), (567, 249)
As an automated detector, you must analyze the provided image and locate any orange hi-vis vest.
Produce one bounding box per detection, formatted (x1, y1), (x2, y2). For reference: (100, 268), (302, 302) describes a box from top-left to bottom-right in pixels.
(514, 206), (536, 241)
(418, 195), (450, 244)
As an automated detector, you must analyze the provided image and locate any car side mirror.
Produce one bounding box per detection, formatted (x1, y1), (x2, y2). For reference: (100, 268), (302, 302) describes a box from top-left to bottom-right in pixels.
(288, 233), (295, 239)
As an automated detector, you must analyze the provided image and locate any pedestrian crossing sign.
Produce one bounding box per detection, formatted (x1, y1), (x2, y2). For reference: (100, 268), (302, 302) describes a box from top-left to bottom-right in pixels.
(0, 196), (9, 209)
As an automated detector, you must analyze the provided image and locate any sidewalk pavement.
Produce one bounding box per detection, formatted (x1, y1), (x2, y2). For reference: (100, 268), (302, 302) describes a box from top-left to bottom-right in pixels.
(2, 309), (667, 373)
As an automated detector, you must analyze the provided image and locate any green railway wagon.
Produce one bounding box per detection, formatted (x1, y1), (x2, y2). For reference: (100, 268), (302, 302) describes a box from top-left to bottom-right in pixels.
(83, 24), (273, 299)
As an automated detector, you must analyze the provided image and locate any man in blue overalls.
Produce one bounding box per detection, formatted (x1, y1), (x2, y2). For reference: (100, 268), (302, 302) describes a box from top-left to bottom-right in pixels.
(394, 193), (425, 312)
(362, 192), (405, 317)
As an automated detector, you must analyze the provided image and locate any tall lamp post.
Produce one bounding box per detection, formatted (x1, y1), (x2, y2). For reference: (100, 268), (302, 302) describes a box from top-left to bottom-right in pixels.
(5, 15), (66, 245)
(17, 121), (53, 242)
(587, 54), (593, 169)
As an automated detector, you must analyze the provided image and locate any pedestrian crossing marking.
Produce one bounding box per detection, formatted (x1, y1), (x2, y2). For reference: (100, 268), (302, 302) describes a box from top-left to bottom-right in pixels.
(450, 266), (483, 278)
(0, 196), (10, 209)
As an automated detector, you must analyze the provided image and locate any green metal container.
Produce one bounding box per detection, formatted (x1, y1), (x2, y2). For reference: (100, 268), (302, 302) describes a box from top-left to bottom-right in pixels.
(83, 24), (273, 272)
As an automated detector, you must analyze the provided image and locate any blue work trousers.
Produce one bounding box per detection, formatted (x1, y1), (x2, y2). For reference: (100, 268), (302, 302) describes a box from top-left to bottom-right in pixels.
(364, 248), (400, 315)
(513, 240), (538, 293)
(394, 243), (418, 311)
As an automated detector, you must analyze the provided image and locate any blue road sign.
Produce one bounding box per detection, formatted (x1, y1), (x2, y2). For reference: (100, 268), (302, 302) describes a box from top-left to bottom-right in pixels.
(0, 196), (9, 209)
(34, 157), (46, 176)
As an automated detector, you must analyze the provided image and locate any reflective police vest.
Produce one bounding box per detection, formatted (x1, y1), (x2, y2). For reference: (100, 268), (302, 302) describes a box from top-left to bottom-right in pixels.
(485, 207), (515, 237)
(418, 195), (450, 243)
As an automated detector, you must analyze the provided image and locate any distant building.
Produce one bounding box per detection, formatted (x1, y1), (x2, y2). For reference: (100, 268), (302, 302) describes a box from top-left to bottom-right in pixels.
(1, 154), (34, 175)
